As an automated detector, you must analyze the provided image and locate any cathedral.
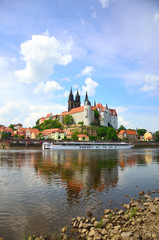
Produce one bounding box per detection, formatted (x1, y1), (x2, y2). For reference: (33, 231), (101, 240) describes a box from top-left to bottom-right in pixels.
(59, 89), (118, 129)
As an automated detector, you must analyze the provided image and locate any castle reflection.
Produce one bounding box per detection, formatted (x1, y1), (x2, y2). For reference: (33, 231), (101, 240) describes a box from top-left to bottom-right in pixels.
(0, 148), (157, 204)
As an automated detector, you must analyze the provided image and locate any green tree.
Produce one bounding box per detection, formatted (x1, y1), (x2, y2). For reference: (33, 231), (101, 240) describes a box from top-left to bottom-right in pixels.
(92, 109), (100, 125)
(118, 125), (126, 132)
(36, 119), (40, 126)
(97, 126), (108, 138)
(137, 129), (147, 137)
(1, 132), (8, 139)
(34, 119), (62, 131)
(13, 134), (19, 138)
(155, 131), (159, 142)
(20, 135), (25, 139)
(72, 131), (78, 140)
(9, 124), (15, 129)
(106, 128), (118, 140)
(36, 133), (44, 140)
(63, 115), (74, 126)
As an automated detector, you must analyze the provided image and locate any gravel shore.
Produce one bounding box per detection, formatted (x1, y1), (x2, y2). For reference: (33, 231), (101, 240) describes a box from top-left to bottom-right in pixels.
(0, 192), (159, 240)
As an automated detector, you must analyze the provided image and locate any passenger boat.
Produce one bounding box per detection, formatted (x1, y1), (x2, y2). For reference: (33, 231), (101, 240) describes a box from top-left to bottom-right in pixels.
(42, 141), (133, 150)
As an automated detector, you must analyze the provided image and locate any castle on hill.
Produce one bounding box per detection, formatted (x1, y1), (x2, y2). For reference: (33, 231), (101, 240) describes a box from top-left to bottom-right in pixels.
(60, 89), (118, 129)
(39, 89), (118, 129)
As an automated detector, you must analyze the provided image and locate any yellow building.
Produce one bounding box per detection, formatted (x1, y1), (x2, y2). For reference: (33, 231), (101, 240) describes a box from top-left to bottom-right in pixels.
(144, 132), (152, 141)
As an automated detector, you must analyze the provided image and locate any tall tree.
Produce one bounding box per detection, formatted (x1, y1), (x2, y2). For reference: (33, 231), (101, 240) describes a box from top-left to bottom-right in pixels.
(63, 115), (74, 126)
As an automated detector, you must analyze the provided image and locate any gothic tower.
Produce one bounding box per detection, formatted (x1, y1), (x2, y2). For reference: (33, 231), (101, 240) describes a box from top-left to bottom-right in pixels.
(68, 88), (81, 112)
(68, 88), (74, 112)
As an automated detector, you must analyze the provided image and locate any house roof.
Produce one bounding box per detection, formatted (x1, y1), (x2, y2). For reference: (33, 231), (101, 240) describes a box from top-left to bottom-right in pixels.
(118, 130), (137, 135)
(42, 128), (64, 135)
(78, 134), (89, 138)
(45, 113), (52, 118)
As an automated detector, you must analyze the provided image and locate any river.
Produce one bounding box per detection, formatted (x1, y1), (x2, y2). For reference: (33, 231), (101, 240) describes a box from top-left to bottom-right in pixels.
(0, 148), (159, 239)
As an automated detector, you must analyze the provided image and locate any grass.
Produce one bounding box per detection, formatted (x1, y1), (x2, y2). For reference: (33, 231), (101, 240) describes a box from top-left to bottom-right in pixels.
(126, 207), (138, 219)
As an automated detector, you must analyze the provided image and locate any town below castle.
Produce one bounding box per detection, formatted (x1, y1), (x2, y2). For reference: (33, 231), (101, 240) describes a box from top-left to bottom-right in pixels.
(0, 89), (158, 142)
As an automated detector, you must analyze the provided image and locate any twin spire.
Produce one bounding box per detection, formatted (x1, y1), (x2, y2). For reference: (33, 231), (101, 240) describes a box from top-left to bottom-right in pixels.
(68, 87), (108, 111)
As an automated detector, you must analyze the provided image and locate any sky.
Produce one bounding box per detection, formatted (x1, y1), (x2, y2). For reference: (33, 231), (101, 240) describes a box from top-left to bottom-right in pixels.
(0, 0), (159, 132)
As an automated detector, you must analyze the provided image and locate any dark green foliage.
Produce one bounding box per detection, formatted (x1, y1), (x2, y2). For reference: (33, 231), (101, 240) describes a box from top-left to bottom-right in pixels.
(97, 126), (118, 140)
(36, 119), (40, 126)
(1, 132), (8, 139)
(137, 128), (147, 137)
(34, 119), (62, 131)
(9, 124), (15, 130)
(63, 115), (74, 126)
(36, 133), (44, 140)
(89, 135), (97, 141)
(155, 131), (159, 142)
(92, 109), (100, 125)
(20, 135), (25, 139)
(118, 125), (126, 132)
(13, 134), (19, 138)
(72, 131), (78, 140)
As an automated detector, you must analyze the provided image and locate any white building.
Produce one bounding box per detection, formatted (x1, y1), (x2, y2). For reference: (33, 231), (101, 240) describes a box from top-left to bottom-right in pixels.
(59, 90), (118, 129)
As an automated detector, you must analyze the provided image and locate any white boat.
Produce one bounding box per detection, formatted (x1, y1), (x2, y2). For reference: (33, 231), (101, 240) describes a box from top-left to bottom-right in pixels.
(42, 141), (133, 150)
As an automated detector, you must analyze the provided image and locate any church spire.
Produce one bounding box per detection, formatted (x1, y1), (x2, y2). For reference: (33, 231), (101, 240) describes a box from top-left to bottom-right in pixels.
(94, 100), (96, 107)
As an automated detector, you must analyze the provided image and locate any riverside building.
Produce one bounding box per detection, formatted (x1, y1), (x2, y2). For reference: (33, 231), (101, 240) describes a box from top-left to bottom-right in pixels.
(59, 89), (118, 129)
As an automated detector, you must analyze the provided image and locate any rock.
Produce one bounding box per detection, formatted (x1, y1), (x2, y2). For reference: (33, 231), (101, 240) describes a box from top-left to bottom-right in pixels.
(87, 211), (92, 218)
(101, 229), (107, 235)
(123, 204), (129, 209)
(88, 229), (96, 237)
(144, 194), (151, 201)
(149, 206), (157, 214)
(139, 191), (145, 195)
(94, 221), (99, 228)
(77, 216), (81, 222)
(61, 226), (67, 233)
(121, 231), (132, 239)
(117, 210), (124, 215)
(81, 223), (92, 229)
(93, 232), (102, 240)
(104, 209), (111, 215)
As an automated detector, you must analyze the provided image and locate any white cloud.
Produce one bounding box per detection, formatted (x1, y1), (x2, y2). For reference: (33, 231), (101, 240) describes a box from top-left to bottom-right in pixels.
(0, 100), (66, 127)
(14, 34), (72, 84)
(116, 106), (128, 114)
(118, 116), (134, 129)
(98, 0), (114, 8)
(63, 90), (69, 98)
(81, 77), (98, 96)
(81, 66), (95, 76)
(34, 81), (63, 93)
(154, 13), (159, 22)
(140, 74), (159, 92)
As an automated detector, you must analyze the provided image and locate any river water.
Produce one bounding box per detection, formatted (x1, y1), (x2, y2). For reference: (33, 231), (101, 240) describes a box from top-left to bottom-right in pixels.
(0, 148), (159, 239)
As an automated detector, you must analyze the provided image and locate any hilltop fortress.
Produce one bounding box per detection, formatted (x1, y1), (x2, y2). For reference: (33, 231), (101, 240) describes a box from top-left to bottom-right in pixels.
(39, 89), (118, 129)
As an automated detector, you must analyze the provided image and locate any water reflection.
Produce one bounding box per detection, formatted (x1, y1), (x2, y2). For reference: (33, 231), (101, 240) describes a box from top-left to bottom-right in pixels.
(0, 148), (159, 240)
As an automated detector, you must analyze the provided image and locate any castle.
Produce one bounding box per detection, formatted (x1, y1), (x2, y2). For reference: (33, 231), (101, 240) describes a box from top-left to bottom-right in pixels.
(59, 89), (118, 129)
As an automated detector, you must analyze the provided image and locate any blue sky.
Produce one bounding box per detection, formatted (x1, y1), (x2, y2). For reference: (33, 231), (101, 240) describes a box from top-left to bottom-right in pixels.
(0, 0), (159, 132)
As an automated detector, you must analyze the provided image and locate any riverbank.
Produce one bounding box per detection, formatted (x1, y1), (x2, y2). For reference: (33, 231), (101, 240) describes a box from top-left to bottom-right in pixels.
(1, 191), (156, 240)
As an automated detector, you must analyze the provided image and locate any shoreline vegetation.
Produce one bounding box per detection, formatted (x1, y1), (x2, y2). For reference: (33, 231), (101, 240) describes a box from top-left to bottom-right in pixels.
(0, 191), (158, 240)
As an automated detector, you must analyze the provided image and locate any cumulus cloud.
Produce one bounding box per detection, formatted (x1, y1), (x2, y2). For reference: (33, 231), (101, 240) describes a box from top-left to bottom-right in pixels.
(81, 77), (98, 96)
(14, 34), (72, 84)
(154, 13), (159, 22)
(81, 66), (94, 76)
(0, 100), (66, 127)
(140, 74), (159, 92)
(98, 0), (114, 8)
(34, 81), (63, 93)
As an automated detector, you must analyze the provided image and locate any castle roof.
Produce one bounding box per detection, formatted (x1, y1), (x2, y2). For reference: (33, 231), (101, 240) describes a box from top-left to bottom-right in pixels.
(60, 106), (84, 115)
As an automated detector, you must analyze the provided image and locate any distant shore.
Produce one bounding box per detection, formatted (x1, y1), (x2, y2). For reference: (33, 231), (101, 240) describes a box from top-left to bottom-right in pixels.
(0, 139), (159, 149)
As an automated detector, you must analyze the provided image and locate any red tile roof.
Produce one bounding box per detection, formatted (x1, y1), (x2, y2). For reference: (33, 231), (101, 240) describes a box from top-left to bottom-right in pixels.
(118, 130), (137, 135)
(78, 134), (89, 138)
(42, 128), (64, 135)
(109, 109), (117, 116)
(61, 106), (84, 116)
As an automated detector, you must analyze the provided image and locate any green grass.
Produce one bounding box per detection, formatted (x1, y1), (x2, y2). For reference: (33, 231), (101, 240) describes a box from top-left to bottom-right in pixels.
(126, 207), (138, 219)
